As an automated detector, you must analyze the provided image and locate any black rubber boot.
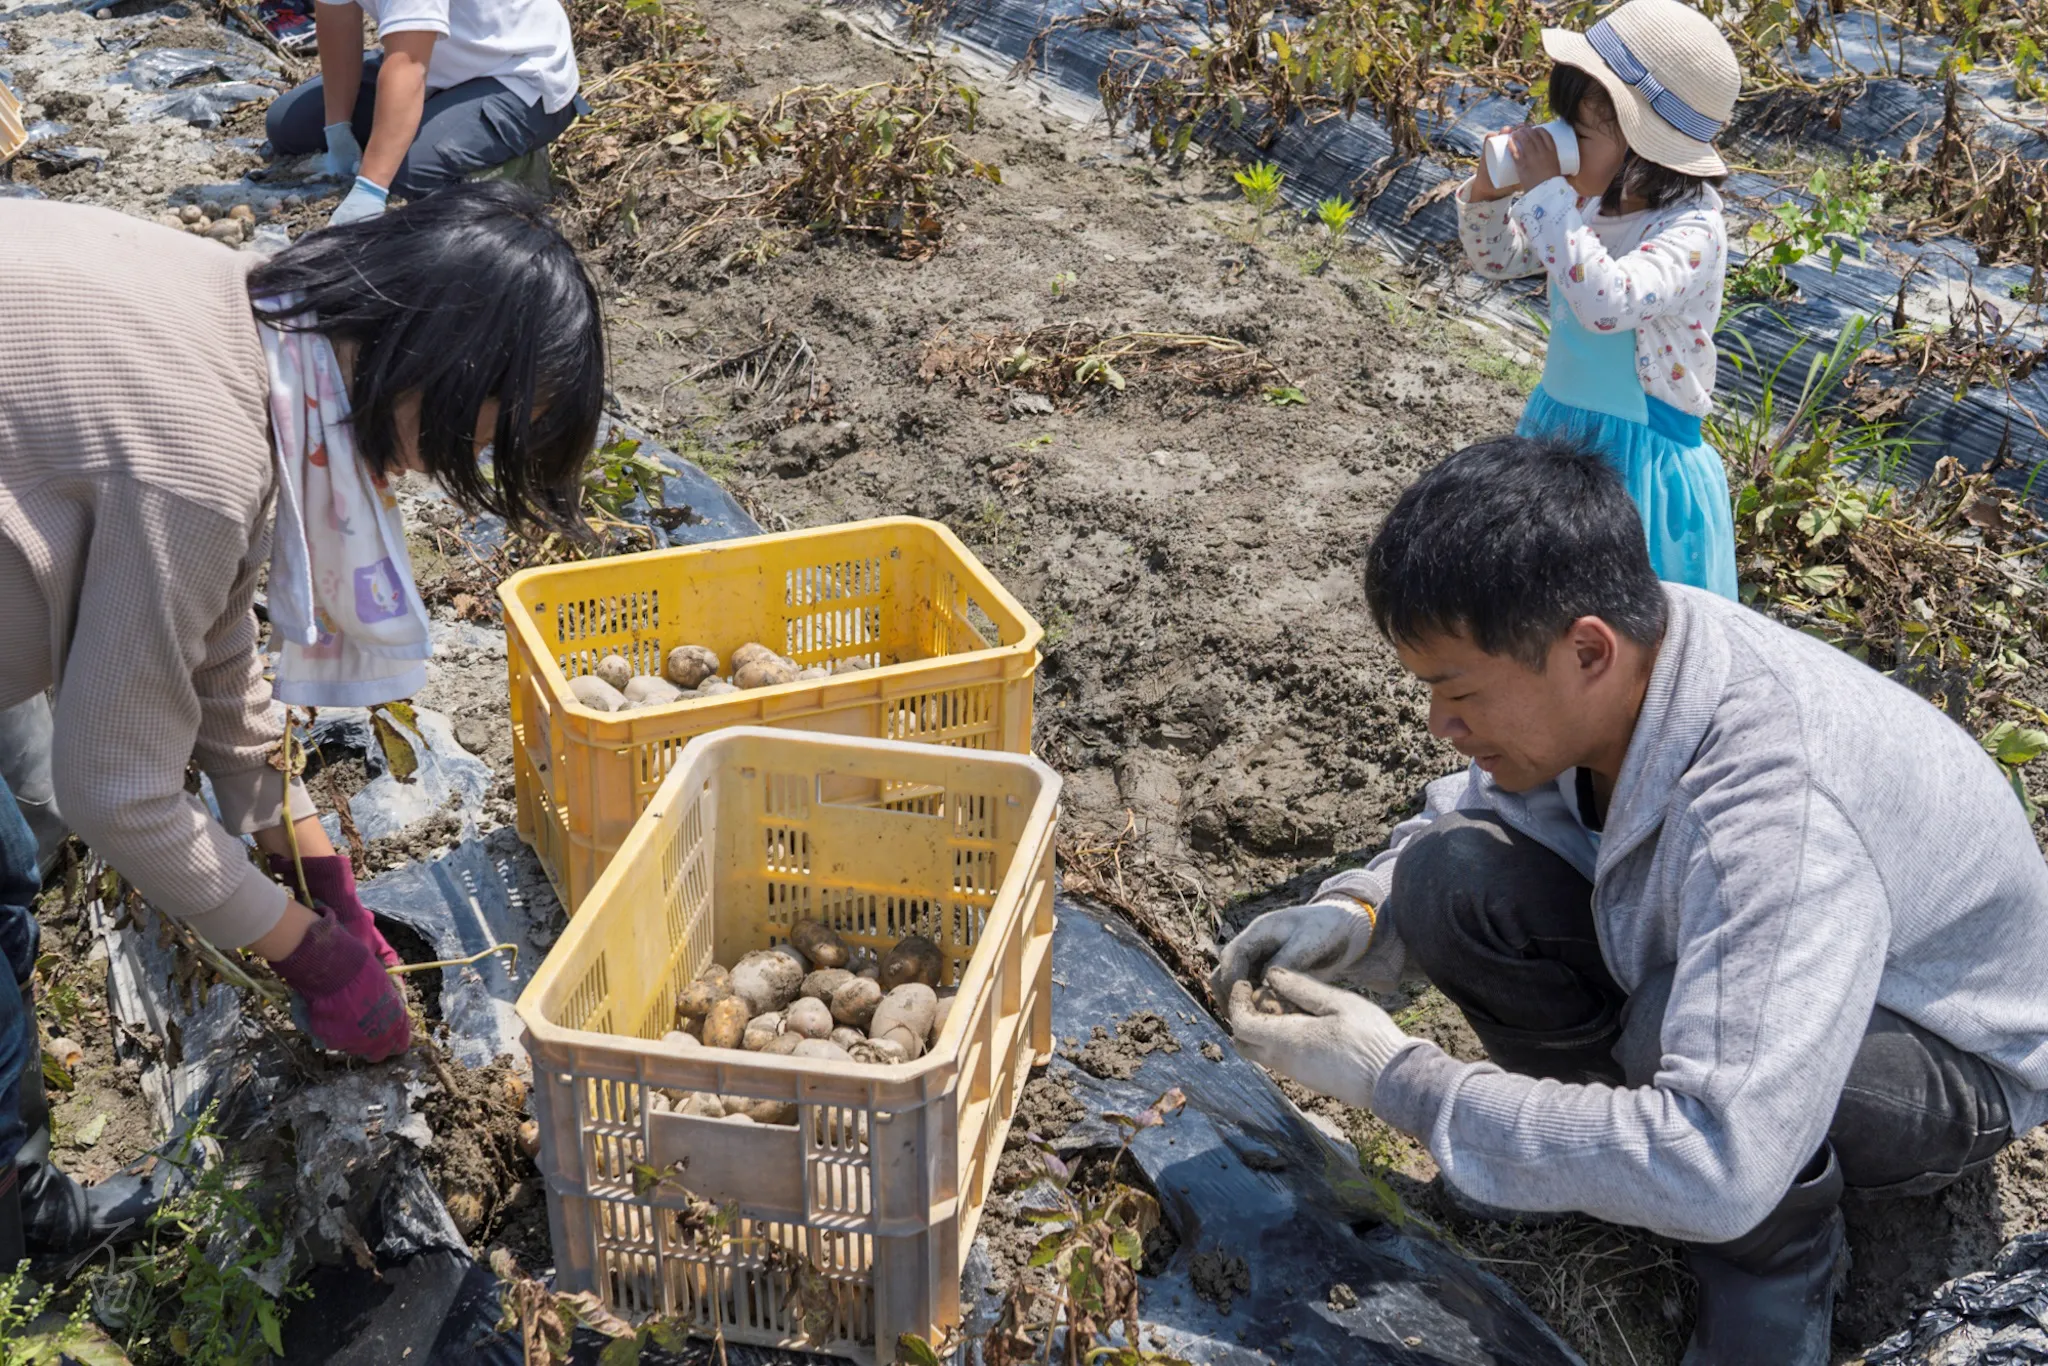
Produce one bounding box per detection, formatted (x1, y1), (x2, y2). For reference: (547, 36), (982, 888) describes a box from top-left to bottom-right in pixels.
(0, 1161), (23, 1274)
(1681, 1146), (1847, 1366)
(7, 983), (202, 1260)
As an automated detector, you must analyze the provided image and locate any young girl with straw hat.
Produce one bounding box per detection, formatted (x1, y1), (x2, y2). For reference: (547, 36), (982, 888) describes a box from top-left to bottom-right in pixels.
(1459, 0), (1742, 598)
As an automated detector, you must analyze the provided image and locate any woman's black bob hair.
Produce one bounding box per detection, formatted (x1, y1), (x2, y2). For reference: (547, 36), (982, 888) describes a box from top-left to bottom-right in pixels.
(1549, 64), (1724, 215)
(247, 181), (603, 532)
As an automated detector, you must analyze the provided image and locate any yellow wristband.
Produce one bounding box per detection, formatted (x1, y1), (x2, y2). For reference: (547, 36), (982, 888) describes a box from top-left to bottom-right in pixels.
(1328, 891), (1377, 932)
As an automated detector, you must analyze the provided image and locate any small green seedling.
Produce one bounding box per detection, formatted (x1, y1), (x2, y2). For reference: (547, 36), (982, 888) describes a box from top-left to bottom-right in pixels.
(1314, 195), (1356, 240)
(1050, 270), (1078, 298)
(1233, 161), (1284, 224)
(1263, 385), (1308, 406)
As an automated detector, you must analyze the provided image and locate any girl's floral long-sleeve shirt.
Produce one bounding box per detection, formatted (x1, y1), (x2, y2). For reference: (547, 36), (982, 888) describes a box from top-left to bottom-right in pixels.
(1456, 176), (1728, 417)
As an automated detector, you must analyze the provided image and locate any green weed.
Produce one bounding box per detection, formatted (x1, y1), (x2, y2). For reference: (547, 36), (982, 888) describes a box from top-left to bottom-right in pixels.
(1314, 195), (1356, 240)
(1232, 161), (1283, 224)
(1050, 270), (1078, 298)
(1727, 166), (1881, 301)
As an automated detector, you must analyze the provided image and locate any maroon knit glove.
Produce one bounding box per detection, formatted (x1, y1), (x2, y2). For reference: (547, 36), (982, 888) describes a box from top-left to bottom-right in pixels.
(270, 910), (412, 1061)
(268, 853), (403, 969)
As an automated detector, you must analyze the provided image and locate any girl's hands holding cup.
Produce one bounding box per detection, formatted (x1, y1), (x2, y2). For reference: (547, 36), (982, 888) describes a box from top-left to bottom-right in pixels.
(1507, 125), (1565, 189)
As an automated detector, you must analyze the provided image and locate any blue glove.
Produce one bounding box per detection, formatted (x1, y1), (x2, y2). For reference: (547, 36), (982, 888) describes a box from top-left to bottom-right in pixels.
(329, 176), (389, 226)
(322, 121), (363, 180)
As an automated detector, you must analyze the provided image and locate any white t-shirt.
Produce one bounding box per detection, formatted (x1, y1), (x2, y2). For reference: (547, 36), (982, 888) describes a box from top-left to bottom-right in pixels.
(323, 0), (580, 114)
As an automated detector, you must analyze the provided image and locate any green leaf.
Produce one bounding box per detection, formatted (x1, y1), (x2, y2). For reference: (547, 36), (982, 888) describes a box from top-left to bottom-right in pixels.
(897, 1333), (944, 1366)
(369, 707), (420, 784)
(1263, 385), (1308, 406)
(599, 1336), (644, 1366)
(1794, 563), (1849, 597)
(1985, 721), (2048, 766)
(1028, 1230), (1068, 1268)
(258, 1301), (285, 1356)
(1112, 1227), (1146, 1265)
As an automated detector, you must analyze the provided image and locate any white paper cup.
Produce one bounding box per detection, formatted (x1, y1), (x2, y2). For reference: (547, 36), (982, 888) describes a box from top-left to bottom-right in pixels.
(1483, 119), (1581, 189)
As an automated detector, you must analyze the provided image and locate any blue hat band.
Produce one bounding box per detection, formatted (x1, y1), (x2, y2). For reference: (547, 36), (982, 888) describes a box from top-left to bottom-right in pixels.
(1585, 19), (1726, 142)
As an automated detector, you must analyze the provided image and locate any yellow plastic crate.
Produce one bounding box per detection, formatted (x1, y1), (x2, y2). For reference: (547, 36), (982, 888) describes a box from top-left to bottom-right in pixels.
(499, 517), (1042, 912)
(516, 727), (1060, 1362)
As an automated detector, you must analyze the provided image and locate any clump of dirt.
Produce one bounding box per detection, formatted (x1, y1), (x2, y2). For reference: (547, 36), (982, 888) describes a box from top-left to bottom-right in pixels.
(1188, 1248), (1250, 1315)
(359, 806), (465, 877)
(418, 1050), (545, 1260)
(1063, 1012), (1181, 1081)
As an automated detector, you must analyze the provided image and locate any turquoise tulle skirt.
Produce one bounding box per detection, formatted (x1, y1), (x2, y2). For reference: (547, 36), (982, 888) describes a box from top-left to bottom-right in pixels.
(1518, 386), (1739, 600)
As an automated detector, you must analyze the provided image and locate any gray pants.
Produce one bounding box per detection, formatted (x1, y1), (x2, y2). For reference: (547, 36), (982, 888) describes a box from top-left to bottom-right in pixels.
(0, 697), (64, 881)
(265, 54), (581, 198)
(1388, 810), (2014, 1198)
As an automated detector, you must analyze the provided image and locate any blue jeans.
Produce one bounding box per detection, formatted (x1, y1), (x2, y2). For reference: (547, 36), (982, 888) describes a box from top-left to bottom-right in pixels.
(0, 770), (42, 1170)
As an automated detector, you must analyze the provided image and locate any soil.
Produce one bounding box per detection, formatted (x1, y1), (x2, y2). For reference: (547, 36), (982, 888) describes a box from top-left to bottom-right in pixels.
(1187, 1249), (1251, 1316)
(7, 0), (2048, 1356)
(1062, 1011), (1182, 1082)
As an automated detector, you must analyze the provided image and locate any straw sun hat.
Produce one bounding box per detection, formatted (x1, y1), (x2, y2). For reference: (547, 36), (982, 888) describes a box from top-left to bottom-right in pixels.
(1542, 0), (1741, 177)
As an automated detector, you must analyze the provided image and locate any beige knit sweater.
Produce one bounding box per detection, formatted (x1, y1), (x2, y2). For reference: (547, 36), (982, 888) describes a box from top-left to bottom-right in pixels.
(0, 199), (313, 949)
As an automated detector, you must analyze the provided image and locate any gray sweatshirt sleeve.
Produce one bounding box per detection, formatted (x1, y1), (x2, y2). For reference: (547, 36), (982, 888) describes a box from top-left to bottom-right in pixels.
(1371, 784), (1891, 1245)
(1313, 766), (1483, 911)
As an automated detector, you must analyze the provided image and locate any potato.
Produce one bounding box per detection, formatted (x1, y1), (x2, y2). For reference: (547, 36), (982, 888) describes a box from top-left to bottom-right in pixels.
(881, 934), (943, 991)
(664, 644), (720, 689)
(743, 1012), (784, 1051)
(676, 975), (732, 1020)
(722, 1112), (758, 1125)
(784, 997), (834, 1040)
(702, 996), (751, 1050)
(744, 1098), (798, 1126)
(870, 984), (937, 1062)
(829, 1026), (866, 1050)
(789, 919), (850, 969)
(849, 1037), (907, 1065)
(661, 1030), (703, 1051)
(931, 990), (957, 1044)
(731, 946), (808, 1014)
(803, 968), (853, 1001)
(569, 675), (627, 712)
(833, 657), (874, 674)
(179, 203), (205, 224)
(623, 675), (686, 707)
(681, 1091), (726, 1118)
(697, 962), (731, 989)
(830, 976), (883, 1029)
(847, 945), (881, 979)
(735, 657), (800, 690)
(517, 1118), (541, 1158)
(795, 667), (830, 682)
(646, 1091), (674, 1115)
(793, 1039), (852, 1062)
(1251, 985), (1290, 1016)
(594, 654), (633, 690)
(696, 678), (739, 697)
(760, 1033), (805, 1057)
(229, 203), (255, 223)
(730, 642), (778, 671)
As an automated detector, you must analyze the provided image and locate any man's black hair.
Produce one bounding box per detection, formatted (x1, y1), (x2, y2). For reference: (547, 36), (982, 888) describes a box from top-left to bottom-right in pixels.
(1550, 64), (1724, 215)
(1364, 435), (1669, 669)
(247, 181), (603, 531)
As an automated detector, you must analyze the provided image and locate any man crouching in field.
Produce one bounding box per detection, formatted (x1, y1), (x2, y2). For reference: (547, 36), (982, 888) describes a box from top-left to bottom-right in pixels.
(1215, 435), (2048, 1366)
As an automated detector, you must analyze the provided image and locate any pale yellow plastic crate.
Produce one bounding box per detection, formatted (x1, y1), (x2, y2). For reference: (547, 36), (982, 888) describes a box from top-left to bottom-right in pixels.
(499, 518), (1042, 913)
(516, 727), (1060, 1363)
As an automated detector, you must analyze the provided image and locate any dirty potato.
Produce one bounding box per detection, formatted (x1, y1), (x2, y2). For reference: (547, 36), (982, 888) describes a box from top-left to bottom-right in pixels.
(829, 1026), (866, 1050)
(1251, 985), (1290, 1016)
(789, 919), (850, 969)
(623, 675), (686, 707)
(931, 990), (957, 1044)
(881, 934), (943, 991)
(569, 675), (627, 712)
(661, 1030), (703, 1051)
(760, 1034), (805, 1057)
(731, 946), (808, 1014)
(743, 1012), (784, 1051)
(849, 1037), (907, 1065)
(676, 974), (733, 1020)
(734, 656), (800, 690)
(663, 645), (720, 689)
(830, 976), (883, 1029)
(793, 1039), (853, 1062)
(594, 654), (633, 690)
(696, 678), (739, 697)
(803, 968), (854, 1001)
(730, 642), (778, 671)
(785, 997), (834, 1040)
(847, 945), (881, 980)
(702, 996), (751, 1050)
(870, 984), (938, 1061)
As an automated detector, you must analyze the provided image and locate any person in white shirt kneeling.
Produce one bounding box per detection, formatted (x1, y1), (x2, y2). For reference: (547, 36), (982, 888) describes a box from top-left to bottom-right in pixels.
(265, 0), (584, 225)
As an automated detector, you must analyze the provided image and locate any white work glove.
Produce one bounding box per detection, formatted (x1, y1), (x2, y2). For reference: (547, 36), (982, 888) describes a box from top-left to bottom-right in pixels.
(1210, 889), (1405, 1004)
(329, 176), (389, 226)
(323, 121), (364, 180)
(1226, 968), (1413, 1110)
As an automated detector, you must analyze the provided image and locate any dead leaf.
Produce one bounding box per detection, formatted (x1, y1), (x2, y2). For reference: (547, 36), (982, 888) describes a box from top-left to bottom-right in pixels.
(1402, 177), (1463, 223)
(1962, 493), (2011, 534)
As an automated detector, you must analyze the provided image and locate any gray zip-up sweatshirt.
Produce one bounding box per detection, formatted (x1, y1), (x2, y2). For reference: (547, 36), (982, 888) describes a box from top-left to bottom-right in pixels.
(1322, 586), (2048, 1244)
